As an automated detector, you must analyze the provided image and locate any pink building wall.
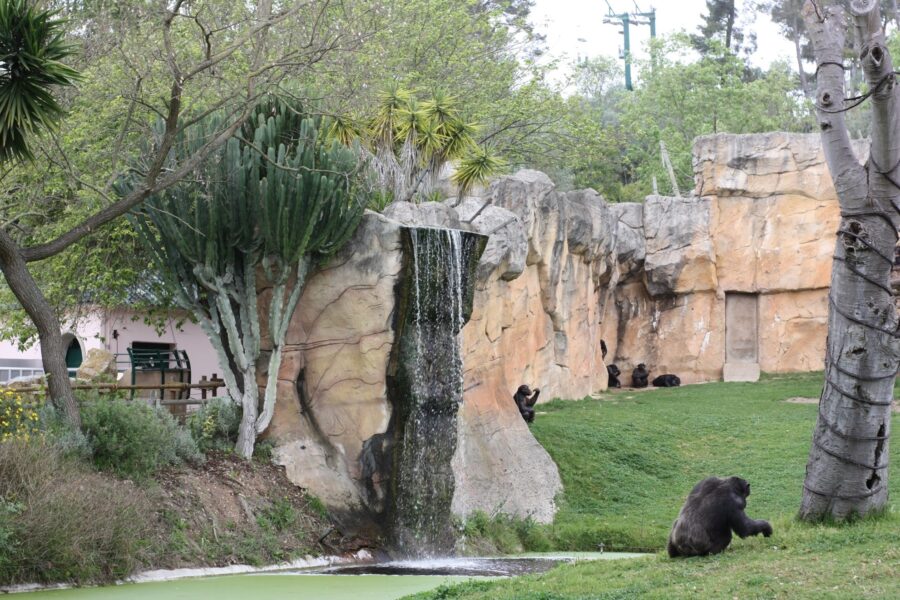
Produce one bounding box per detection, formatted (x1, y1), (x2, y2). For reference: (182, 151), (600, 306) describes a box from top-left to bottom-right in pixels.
(0, 307), (222, 387)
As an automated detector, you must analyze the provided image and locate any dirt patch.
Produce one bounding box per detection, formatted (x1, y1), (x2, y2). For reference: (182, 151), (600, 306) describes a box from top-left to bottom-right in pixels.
(785, 396), (818, 405)
(785, 396), (899, 413)
(147, 453), (368, 571)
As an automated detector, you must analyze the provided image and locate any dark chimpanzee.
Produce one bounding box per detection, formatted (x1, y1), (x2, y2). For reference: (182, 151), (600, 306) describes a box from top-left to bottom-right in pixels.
(513, 385), (541, 423)
(652, 374), (681, 387)
(606, 364), (621, 388)
(667, 476), (772, 558)
(631, 363), (649, 388)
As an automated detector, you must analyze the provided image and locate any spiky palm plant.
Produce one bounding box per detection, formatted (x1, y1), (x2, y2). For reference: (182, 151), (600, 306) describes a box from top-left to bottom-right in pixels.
(334, 87), (498, 205)
(0, 0), (79, 162)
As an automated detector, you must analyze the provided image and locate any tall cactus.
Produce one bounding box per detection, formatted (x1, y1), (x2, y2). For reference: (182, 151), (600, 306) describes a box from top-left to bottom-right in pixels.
(129, 101), (365, 458)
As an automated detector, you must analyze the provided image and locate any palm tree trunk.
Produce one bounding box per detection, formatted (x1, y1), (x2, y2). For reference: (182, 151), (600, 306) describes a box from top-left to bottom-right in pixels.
(799, 0), (899, 520)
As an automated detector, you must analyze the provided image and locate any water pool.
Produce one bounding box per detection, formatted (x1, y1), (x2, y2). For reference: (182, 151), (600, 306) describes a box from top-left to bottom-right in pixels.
(10, 552), (645, 599)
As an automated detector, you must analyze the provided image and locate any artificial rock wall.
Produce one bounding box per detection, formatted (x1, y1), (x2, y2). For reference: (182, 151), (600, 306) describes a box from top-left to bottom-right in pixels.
(266, 132), (843, 536)
(606, 132), (845, 381)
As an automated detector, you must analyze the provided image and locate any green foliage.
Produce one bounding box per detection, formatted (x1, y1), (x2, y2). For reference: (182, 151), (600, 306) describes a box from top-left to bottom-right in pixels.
(304, 493), (329, 521)
(618, 35), (814, 197)
(406, 373), (900, 600)
(458, 511), (553, 555)
(0, 388), (40, 442)
(36, 400), (92, 460)
(132, 101), (366, 280)
(337, 86), (500, 203)
(452, 146), (506, 199)
(189, 398), (241, 454)
(0, 440), (154, 584)
(80, 398), (201, 479)
(0, 0), (80, 162)
(257, 497), (297, 532)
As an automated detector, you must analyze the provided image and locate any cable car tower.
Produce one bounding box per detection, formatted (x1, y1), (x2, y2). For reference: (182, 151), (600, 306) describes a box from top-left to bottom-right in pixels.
(603, 2), (656, 90)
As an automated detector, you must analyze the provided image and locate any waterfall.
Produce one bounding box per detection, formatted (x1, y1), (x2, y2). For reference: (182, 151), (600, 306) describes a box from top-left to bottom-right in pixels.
(387, 226), (486, 557)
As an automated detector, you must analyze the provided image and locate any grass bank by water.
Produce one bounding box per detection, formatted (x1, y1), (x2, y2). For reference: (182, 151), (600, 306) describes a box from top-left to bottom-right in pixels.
(408, 372), (900, 599)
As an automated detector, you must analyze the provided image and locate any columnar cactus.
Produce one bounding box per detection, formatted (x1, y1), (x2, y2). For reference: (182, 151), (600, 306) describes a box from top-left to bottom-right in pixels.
(131, 101), (365, 458)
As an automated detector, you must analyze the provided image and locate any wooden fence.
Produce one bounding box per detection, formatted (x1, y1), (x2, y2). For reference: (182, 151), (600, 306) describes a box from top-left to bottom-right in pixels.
(4, 374), (226, 407)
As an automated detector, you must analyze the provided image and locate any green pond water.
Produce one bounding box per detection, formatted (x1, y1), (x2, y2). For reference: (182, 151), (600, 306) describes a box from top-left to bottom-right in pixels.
(12, 553), (644, 599)
(14, 574), (475, 600)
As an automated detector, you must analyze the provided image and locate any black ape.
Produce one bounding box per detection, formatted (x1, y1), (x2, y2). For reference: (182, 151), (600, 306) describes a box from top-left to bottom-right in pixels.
(667, 476), (772, 558)
(631, 363), (649, 388)
(652, 374), (681, 387)
(513, 385), (541, 423)
(606, 364), (621, 388)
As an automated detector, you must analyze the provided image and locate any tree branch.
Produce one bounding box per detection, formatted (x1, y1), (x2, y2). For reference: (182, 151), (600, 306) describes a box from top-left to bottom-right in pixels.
(803, 1), (868, 205)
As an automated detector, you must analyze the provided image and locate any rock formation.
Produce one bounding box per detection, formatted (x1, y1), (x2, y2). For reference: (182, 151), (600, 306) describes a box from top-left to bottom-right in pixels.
(266, 132), (846, 544)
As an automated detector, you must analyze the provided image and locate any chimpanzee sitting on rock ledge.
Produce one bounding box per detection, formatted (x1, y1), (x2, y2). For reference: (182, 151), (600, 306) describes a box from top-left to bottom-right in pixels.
(513, 385), (540, 423)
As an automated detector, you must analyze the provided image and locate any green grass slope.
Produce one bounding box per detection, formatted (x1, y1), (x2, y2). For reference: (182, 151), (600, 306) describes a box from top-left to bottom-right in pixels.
(408, 372), (900, 599)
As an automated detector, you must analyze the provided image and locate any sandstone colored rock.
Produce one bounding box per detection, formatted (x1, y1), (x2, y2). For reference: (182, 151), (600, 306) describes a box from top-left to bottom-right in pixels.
(271, 212), (402, 520)
(76, 348), (117, 380)
(267, 133), (847, 539)
(643, 195), (717, 296)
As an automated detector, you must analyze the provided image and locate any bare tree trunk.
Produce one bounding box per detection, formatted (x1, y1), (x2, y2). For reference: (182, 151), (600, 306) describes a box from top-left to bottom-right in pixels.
(725, 0), (735, 52)
(792, 16), (810, 96)
(0, 229), (80, 427)
(799, 0), (899, 521)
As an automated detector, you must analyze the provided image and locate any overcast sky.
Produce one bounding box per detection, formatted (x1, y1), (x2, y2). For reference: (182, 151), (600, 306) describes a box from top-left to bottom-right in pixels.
(530, 0), (797, 80)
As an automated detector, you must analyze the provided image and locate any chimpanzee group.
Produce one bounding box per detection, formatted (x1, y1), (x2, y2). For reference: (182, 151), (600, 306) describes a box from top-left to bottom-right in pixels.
(602, 340), (680, 389)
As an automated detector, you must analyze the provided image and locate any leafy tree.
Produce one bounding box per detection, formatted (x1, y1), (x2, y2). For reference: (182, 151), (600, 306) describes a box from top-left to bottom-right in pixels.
(798, 0), (898, 521)
(130, 101), (366, 459)
(0, 0), (365, 426)
(619, 35), (814, 196)
(756, 0), (814, 95)
(0, 0), (81, 424)
(691, 0), (756, 57)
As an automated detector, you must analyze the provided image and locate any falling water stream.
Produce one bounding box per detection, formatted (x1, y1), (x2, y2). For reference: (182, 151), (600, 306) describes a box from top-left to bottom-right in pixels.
(387, 226), (485, 557)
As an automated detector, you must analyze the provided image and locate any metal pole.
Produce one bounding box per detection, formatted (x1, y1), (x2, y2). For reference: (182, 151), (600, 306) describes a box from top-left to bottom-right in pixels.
(623, 13), (632, 91)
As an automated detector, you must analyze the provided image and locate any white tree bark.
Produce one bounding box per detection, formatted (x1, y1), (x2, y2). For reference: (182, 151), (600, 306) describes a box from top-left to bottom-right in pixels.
(800, 0), (900, 520)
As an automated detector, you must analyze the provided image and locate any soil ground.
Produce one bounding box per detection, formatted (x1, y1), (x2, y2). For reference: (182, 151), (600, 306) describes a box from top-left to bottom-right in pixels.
(147, 453), (370, 571)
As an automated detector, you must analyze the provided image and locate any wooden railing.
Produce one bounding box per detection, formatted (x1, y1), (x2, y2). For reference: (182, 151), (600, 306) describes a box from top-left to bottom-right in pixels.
(4, 374), (226, 406)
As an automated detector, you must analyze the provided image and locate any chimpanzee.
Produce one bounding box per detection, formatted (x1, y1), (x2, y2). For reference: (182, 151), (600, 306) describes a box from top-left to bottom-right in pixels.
(652, 374), (681, 387)
(631, 363), (649, 388)
(667, 476), (772, 558)
(513, 385), (541, 423)
(606, 364), (621, 388)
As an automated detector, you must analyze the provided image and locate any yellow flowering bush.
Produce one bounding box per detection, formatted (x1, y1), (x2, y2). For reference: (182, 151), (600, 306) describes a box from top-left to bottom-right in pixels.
(0, 389), (41, 443)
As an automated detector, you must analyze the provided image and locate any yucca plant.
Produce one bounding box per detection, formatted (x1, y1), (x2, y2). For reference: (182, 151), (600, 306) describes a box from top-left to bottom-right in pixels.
(0, 0), (80, 162)
(335, 86), (500, 205)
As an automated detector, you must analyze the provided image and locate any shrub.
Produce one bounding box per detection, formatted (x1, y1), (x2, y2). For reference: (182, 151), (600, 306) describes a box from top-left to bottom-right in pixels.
(188, 398), (241, 453)
(0, 440), (154, 584)
(80, 398), (201, 478)
(36, 402), (92, 460)
(0, 389), (40, 443)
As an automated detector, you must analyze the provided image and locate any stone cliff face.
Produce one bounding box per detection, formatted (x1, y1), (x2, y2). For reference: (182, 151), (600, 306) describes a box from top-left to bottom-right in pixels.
(609, 132), (845, 381)
(266, 132), (846, 540)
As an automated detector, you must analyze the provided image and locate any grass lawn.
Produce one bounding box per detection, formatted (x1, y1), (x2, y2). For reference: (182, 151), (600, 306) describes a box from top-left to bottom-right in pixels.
(406, 372), (900, 599)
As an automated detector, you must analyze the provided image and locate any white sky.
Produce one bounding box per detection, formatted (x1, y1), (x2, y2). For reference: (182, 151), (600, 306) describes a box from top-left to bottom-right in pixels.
(530, 0), (797, 81)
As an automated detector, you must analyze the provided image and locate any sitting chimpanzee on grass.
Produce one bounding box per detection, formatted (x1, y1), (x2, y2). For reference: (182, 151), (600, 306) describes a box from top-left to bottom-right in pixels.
(667, 476), (772, 558)
(606, 364), (621, 388)
(652, 374), (681, 387)
(513, 385), (541, 423)
(631, 363), (649, 388)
